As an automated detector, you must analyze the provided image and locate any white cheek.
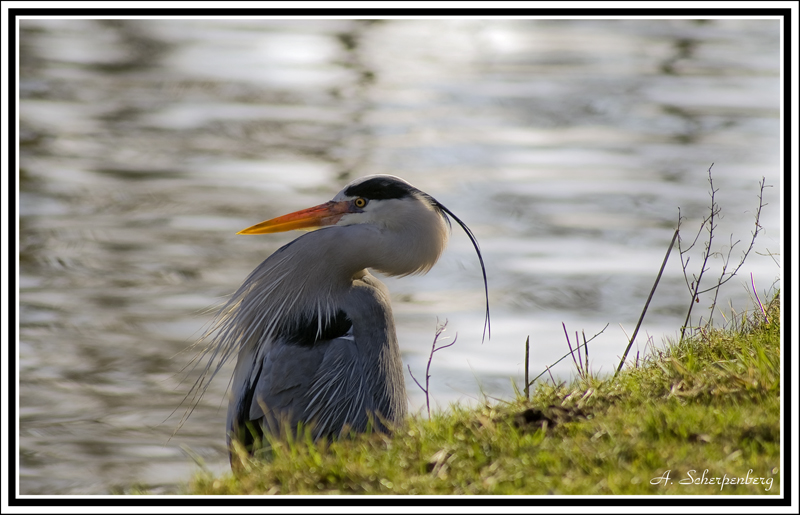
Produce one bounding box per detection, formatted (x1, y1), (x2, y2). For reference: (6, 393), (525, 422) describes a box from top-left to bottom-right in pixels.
(336, 211), (372, 227)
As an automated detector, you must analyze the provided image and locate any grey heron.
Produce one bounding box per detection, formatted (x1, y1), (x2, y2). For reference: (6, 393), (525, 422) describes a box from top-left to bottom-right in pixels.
(191, 175), (489, 460)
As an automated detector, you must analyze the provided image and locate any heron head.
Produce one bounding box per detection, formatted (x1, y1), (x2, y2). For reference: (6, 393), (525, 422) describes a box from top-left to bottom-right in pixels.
(237, 174), (491, 341)
(237, 175), (442, 235)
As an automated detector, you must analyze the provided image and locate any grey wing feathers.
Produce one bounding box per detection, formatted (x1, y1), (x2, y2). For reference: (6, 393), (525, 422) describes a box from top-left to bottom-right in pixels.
(303, 338), (371, 437)
(245, 339), (326, 434)
(234, 334), (372, 442)
(225, 271), (405, 456)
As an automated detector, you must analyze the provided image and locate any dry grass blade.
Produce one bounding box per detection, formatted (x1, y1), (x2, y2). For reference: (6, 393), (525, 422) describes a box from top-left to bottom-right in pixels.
(615, 228), (678, 376)
(529, 323), (608, 386)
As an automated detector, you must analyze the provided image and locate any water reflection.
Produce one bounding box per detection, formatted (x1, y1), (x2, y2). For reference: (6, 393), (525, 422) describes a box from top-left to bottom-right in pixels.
(18, 18), (780, 494)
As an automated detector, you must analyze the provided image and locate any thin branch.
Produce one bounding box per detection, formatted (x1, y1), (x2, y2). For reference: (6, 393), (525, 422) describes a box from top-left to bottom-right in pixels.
(678, 172), (767, 339)
(407, 365), (425, 392)
(696, 177), (766, 295)
(705, 234), (738, 327)
(678, 208), (712, 291)
(680, 165), (718, 339)
(407, 319), (457, 418)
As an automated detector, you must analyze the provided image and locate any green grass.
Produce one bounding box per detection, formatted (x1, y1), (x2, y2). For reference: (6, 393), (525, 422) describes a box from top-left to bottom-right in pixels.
(186, 293), (781, 495)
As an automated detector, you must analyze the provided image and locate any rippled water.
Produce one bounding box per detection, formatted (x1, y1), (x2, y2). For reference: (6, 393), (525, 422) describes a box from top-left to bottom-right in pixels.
(17, 18), (781, 494)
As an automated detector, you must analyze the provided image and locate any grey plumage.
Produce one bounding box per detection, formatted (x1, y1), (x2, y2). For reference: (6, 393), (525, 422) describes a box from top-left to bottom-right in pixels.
(187, 175), (489, 461)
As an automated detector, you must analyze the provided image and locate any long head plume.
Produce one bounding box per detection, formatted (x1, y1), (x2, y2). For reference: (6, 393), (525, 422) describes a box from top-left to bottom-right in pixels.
(423, 193), (491, 343)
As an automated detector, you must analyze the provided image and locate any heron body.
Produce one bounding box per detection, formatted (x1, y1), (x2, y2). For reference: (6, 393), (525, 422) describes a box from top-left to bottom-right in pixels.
(198, 175), (489, 460)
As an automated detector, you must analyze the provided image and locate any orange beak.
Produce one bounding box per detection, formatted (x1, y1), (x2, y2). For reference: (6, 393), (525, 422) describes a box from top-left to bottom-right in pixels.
(237, 200), (353, 235)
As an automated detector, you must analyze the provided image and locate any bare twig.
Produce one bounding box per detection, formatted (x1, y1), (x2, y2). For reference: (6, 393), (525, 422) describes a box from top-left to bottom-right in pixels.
(678, 168), (767, 340)
(698, 180), (767, 299)
(615, 228), (678, 376)
(706, 235), (737, 327)
(407, 319), (457, 418)
(702, 178), (767, 327)
(679, 165), (719, 339)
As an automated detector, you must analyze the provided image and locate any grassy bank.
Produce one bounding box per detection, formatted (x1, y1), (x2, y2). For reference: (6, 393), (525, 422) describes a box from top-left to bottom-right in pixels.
(186, 293), (780, 495)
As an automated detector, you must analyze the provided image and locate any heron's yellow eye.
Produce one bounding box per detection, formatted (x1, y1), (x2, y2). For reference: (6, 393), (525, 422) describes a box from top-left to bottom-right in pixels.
(354, 197), (368, 208)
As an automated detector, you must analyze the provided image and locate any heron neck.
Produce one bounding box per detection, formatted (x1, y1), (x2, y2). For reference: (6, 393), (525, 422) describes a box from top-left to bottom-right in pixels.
(223, 216), (448, 347)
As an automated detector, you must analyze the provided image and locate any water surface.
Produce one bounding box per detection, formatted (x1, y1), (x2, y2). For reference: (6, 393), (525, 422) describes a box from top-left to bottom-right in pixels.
(18, 18), (781, 494)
